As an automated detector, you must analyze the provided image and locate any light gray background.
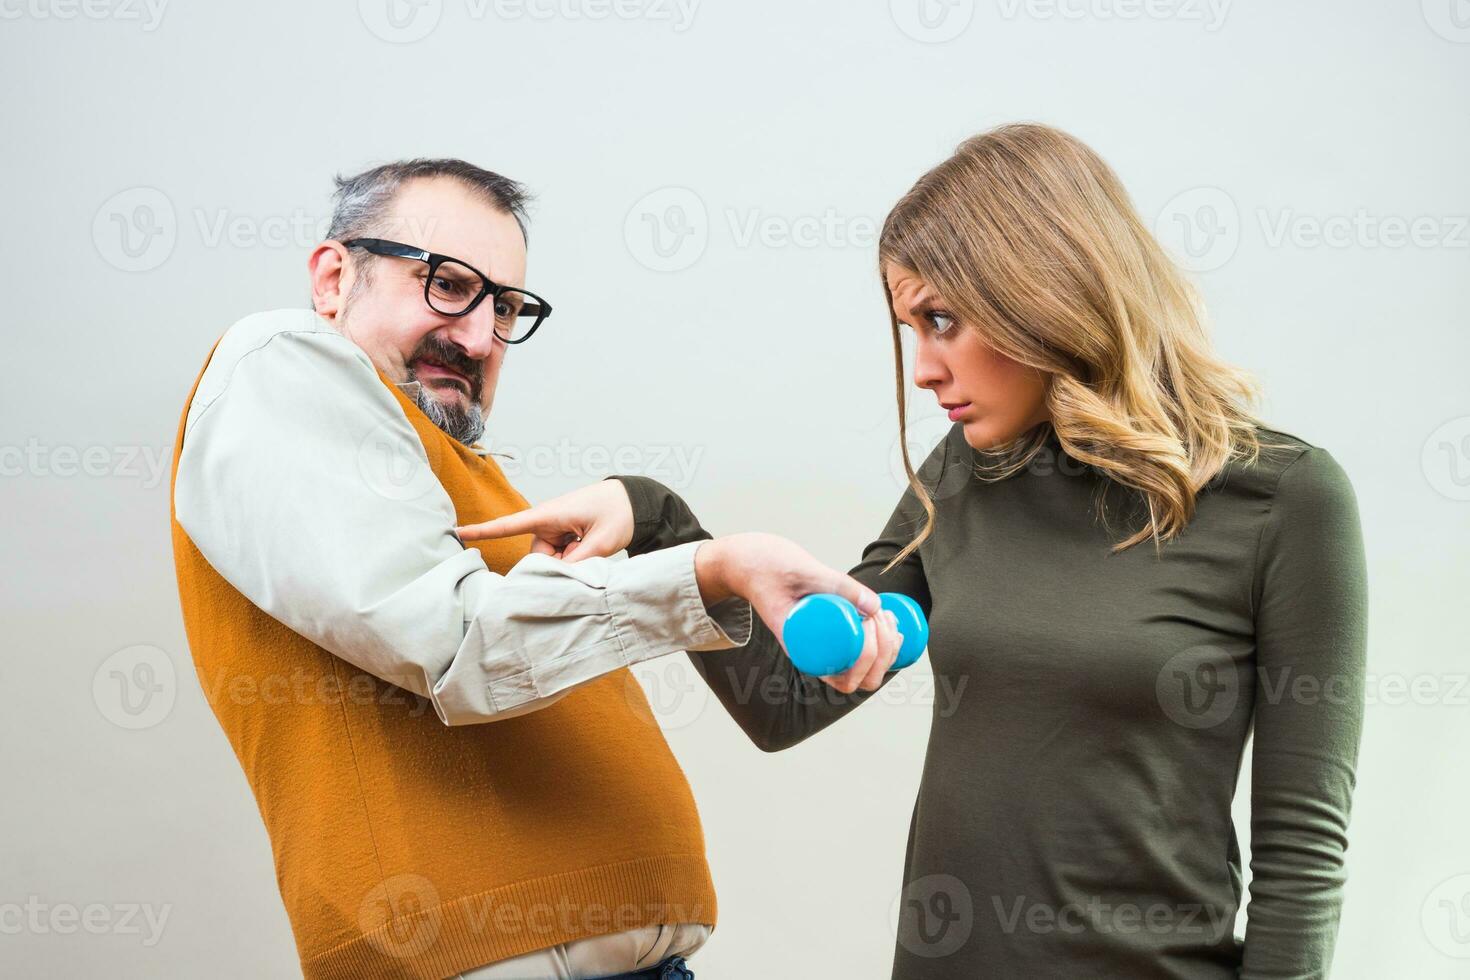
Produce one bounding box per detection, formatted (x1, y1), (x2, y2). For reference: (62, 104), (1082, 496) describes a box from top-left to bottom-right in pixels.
(2, 1), (1467, 976)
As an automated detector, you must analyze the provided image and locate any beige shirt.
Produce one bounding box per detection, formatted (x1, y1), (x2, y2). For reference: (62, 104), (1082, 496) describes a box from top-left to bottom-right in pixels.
(452, 923), (710, 979)
(173, 309), (743, 977)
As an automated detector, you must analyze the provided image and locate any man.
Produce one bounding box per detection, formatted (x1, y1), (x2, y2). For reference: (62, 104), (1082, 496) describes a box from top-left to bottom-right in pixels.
(169, 159), (901, 980)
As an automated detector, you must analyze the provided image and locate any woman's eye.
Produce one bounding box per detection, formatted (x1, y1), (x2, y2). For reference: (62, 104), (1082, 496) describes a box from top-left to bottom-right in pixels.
(928, 311), (956, 335)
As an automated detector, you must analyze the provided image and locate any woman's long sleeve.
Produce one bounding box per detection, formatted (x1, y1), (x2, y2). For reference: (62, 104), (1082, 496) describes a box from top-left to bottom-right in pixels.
(1240, 447), (1369, 977)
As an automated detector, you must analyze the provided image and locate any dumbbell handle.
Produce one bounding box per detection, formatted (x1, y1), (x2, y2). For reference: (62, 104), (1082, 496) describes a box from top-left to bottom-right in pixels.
(781, 592), (929, 677)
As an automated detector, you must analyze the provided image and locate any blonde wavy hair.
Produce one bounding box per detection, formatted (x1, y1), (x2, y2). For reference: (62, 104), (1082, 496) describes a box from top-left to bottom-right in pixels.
(882, 122), (1282, 565)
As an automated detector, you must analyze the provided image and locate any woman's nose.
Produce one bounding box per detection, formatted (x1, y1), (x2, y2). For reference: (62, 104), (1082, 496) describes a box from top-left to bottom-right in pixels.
(912, 336), (949, 390)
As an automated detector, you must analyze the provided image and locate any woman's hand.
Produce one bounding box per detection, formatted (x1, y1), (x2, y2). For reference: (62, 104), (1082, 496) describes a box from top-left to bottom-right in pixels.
(697, 533), (903, 694)
(455, 479), (634, 562)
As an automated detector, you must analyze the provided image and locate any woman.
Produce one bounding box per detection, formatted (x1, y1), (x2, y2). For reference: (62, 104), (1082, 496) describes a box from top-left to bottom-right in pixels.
(461, 123), (1367, 978)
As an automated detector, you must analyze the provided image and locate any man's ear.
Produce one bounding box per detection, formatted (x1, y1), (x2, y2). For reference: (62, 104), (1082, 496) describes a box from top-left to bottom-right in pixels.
(308, 241), (351, 320)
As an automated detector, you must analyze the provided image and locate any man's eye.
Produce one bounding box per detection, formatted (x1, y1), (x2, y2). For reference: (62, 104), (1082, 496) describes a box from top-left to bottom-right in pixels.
(431, 276), (464, 295)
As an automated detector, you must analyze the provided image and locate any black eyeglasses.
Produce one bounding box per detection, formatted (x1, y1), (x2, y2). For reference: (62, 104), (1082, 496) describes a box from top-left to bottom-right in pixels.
(342, 238), (552, 345)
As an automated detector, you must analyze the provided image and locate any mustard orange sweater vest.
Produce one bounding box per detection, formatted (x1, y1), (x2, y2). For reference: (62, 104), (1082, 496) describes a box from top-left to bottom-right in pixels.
(169, 341), (717, 980)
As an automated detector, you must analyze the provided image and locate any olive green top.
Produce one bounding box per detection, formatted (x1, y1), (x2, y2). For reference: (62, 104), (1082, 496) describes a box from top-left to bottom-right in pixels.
(614, 422), (1367, 979)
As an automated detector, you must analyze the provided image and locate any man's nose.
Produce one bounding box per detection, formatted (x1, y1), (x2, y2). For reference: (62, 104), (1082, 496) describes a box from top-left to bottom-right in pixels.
(440, 304), (503, 362)
(912, 335), (949, 390)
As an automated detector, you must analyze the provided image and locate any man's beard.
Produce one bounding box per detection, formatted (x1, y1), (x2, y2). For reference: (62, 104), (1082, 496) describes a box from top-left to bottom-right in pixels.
(337, 300), (487, 446)
(402, 332), (486, 446)
(407, 378), (485, 446)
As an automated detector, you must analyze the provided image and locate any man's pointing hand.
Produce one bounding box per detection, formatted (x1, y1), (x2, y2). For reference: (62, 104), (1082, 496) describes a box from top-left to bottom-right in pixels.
(455, 479), (635, 562)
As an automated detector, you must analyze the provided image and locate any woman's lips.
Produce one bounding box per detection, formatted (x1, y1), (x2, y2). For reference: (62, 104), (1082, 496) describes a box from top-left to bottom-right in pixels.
(413, 359), (471, 394)
(946, 403), (972, 422)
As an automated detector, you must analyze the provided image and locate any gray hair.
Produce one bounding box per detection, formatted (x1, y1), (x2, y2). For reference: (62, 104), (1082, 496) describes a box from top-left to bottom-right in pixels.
(322, 158), (532, 308)
(327, 157), (532, 243)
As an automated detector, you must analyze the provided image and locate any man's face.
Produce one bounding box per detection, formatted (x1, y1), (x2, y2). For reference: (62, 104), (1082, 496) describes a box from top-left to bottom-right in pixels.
(309, 176), (529, 444)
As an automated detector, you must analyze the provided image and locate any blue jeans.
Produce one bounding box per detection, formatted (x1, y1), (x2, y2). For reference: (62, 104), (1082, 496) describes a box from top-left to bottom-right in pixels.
(591, 954), (694, 980)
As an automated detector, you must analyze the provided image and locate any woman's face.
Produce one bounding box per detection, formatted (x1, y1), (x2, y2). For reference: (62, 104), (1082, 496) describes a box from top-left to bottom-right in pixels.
(885, 263), (1051, 451)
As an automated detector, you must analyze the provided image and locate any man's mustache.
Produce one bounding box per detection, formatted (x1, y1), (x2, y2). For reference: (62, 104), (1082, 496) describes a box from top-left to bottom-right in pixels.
(408, 337), (483, 399)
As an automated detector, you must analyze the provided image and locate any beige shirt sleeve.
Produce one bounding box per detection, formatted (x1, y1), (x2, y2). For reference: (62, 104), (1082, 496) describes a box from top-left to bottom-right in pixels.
(173, 310), (751, 726)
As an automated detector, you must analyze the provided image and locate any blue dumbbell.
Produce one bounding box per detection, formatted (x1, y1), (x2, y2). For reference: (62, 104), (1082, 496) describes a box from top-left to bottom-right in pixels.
(781, 592), (929, 676)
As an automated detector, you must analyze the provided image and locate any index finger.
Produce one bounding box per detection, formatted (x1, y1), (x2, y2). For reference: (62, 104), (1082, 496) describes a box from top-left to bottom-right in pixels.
(455, 508), (553, 542)
(826, 572), (881, 619)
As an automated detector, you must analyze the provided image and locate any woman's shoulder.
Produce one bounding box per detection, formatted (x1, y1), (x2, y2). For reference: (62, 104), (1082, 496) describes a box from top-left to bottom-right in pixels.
(1217, 425), (1358, 515)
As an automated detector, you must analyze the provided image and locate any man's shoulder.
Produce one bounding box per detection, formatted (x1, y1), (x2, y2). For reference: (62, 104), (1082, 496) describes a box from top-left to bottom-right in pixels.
(185, 309), (375, 435)
(201, 308), (358, 379)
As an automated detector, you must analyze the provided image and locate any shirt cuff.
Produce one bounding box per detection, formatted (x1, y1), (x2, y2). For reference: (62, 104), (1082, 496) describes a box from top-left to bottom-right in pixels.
(480, 542), (752, 716)
(604, 541), (753, 659)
